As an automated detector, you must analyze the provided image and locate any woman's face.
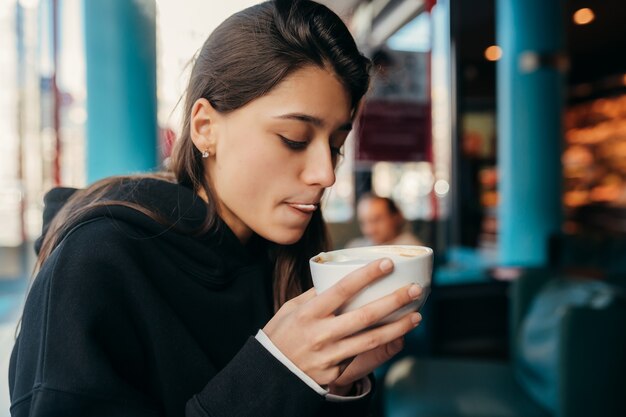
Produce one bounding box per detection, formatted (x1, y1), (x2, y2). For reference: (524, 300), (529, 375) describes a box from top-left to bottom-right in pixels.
(196, 66), (352, 245)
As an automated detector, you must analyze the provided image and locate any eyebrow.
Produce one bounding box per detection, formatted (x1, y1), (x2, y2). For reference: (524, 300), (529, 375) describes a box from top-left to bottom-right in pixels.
(274, 113), (352, 131)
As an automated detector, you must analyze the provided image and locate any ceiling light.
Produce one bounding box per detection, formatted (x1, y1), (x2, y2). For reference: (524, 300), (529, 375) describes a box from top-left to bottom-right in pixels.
(573, 8), (595, 25)
(484, 45), (502, 61)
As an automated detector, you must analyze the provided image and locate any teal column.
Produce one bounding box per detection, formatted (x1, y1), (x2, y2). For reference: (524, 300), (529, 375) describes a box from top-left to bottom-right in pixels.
(496, 0), (565, 266)
(84, 0), (157, 183)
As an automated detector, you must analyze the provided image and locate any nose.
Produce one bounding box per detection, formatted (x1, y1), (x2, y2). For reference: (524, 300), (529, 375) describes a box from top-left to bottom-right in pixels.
(301, 140), (336, 188)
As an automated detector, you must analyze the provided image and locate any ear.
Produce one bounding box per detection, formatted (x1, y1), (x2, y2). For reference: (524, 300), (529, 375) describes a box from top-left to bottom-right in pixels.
(190, 98), (219, 155)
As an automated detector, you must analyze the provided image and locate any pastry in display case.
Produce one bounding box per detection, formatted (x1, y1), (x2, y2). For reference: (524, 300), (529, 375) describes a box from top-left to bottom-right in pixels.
(563, 93), (626, 232)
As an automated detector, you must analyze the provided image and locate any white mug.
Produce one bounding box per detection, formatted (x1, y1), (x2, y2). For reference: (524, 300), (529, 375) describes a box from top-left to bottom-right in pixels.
(309, 245), (433, 326)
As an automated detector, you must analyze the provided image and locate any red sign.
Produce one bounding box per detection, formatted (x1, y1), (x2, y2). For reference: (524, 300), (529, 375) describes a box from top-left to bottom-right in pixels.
(356, 100), (430, 163)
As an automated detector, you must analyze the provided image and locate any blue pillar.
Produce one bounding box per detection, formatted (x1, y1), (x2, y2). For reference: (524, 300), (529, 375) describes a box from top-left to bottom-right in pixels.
(84, 0), (157, 183)
(496, 0), (565, 266)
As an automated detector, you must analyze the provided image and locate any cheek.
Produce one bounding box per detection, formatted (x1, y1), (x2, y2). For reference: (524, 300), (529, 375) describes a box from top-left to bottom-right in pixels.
(217, 139), (288, 202)
(383, 219), (395, 231)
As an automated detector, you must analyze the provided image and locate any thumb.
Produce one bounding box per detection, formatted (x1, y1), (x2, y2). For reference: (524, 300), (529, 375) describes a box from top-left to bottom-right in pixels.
(333, 338), (404, 387)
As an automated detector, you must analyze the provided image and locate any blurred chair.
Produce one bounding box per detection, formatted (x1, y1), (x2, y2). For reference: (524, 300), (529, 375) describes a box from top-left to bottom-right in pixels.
(383, 235), (626, 417)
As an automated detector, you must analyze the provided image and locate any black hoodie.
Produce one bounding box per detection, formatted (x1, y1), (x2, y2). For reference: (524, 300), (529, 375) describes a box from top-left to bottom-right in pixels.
(9, 178), (371, 416)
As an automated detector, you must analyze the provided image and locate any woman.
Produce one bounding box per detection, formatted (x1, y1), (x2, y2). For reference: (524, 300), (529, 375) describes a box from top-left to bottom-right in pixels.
(9, 1), (423, 416)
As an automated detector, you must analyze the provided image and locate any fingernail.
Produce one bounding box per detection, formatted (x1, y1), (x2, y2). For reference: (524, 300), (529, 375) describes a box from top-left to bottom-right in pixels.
(379, 258), (393, 272)
(408, 284), (421, 299)
(411, 313), (422, 325)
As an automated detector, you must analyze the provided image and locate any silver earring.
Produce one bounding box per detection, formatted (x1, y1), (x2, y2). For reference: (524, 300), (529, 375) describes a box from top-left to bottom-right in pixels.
(202, 150), (210, 158)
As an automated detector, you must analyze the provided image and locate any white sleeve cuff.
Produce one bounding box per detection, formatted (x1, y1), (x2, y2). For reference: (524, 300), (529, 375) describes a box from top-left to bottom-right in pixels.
(255, 329), (327, 396)
(254, 329), (371, 402)
(325, 376), (371, 402)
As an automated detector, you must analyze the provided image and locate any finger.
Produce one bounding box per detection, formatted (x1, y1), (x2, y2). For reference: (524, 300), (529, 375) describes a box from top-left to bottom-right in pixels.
(331, 283), (422, 338)
(337, 356), (355, 375)
(334, 311), (421, 360)
(334, 338), (404, 386)
(307, 258), (394, 316)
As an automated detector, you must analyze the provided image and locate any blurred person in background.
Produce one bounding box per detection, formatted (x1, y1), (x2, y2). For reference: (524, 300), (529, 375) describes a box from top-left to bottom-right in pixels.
(347, 193), (423, 248)
(8, 1), (424, 416)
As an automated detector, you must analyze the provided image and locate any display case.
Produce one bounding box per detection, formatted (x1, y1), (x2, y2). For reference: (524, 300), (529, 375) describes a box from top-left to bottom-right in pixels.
(563, 92), (626, 233)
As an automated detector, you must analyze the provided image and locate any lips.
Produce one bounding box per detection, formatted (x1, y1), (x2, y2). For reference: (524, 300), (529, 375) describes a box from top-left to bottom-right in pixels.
(286, 202), (319, 214)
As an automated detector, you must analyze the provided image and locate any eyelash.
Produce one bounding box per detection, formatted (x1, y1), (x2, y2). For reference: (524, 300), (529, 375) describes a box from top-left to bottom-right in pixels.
(279, 136), (344, 157)
(280, 136), (307, 150)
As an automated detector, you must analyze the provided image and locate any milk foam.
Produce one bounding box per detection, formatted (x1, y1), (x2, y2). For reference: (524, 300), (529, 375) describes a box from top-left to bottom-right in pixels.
(316, 246), (428, 265)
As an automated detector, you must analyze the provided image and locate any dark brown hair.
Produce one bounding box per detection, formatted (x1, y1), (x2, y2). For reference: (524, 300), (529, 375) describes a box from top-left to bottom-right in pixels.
(36, 0), (371, 311)
(358, 193), (402, 216)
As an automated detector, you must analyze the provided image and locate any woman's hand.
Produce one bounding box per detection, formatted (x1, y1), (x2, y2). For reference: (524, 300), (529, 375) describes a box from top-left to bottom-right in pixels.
(262, 258), (422, 389)
(327, 336), (405, 395)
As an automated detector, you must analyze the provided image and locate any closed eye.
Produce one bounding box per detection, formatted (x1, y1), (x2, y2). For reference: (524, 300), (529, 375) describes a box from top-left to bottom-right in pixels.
(279, 135), (308, 150)
(280, 135), (344, 159)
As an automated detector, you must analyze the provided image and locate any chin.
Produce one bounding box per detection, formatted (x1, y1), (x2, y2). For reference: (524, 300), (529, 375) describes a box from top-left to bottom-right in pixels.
(263, 227), (307, 246)
(272, 234), (305, 246)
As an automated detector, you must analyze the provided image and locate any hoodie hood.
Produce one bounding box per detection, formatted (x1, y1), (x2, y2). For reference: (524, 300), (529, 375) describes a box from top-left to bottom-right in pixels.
(35, 177), (268, 289)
